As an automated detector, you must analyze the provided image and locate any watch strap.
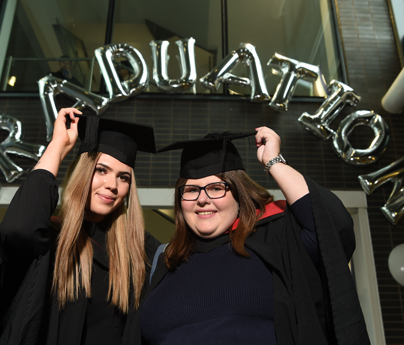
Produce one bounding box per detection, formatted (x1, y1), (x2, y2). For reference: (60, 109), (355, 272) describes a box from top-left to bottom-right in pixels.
(264, 153), (287, 174)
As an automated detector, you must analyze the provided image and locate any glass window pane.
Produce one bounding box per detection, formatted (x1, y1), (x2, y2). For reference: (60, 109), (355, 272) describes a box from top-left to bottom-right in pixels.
(228, 0), (344, 97)
(1, 0), (108, 92)
(389, 0), (404, 66)
(113, 0), (222, 94)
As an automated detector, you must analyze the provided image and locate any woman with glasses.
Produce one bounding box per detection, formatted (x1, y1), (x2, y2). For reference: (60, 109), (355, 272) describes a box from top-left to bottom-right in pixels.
(0, 108), (160, 345)
(134, 127), (369, 345)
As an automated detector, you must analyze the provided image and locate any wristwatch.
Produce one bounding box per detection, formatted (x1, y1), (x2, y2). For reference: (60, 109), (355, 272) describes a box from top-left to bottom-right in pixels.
(264, 153), (287, 174)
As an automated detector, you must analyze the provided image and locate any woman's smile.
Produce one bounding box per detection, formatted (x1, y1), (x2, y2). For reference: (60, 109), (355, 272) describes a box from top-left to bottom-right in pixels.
(96, 193), (117, 204)
(195, 209), (217, 218)
(181, 175), (239, 239)
(85, 153), (132, 223)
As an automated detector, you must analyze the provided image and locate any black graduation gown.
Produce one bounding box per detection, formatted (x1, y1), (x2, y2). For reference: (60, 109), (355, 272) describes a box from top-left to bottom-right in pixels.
(0, 169), (160, 345)
(127, 177), (370, 345)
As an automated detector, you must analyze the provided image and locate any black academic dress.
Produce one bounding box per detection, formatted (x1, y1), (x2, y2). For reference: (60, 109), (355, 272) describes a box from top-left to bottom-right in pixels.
(127, 177), (370, 345)
(0, 169), (160, 345)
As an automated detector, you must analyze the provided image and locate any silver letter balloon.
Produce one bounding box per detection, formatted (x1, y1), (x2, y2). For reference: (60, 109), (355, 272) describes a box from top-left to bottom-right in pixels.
(267, 53), (320, 112)
(0, 114), (46, 183)
(358, 156), (404, 225)
(200, 43), (270, 102)
(332, 110), (390, 165)
(95, 43), (149, 102)
(150, 38), (197, 94)
(38, 75), (109, 141)
(298, 80), (361, 140)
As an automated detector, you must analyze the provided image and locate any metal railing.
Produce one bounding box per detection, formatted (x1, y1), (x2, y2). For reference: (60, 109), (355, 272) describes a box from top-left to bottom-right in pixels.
(2, 57), (96, 91)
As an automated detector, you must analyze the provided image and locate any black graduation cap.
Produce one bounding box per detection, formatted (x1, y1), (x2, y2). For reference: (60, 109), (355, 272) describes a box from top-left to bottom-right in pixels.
(76, 115), (156, 169)
(157, 131), (256, 179)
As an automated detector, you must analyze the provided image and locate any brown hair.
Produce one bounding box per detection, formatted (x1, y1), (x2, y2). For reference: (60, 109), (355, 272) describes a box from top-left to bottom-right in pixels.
(165, 170), (273, 270)
(52, 152), (146, 312)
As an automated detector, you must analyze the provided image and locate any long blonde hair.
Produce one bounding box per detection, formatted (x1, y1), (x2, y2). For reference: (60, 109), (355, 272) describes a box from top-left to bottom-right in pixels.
(52, 152), (146, 312)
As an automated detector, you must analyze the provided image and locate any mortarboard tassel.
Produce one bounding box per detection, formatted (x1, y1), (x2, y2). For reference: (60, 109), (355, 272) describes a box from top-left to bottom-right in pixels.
(83, 115), (100, 152)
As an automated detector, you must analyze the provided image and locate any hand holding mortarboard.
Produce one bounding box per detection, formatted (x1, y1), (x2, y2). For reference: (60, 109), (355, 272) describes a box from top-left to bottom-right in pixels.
(255, 126), (308, 205)
(33, 108), (82, 177)
(53, 108), (82, 155)
(255, 126), (282, 167)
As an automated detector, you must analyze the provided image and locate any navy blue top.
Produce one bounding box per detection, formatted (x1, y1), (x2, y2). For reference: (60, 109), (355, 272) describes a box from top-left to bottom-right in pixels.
(141, 194), (317, 344)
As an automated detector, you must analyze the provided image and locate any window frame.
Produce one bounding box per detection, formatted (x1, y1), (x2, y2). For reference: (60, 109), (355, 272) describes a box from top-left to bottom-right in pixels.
(0, 0), (347, 100)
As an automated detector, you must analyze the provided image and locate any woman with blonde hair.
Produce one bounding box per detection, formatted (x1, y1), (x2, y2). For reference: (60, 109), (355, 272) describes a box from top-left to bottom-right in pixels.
(0, 108), (160, 345)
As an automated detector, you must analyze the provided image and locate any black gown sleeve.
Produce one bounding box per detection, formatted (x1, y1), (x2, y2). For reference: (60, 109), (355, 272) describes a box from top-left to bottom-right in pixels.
(290, 193), (320, 269)
(0, 169), (59, 263)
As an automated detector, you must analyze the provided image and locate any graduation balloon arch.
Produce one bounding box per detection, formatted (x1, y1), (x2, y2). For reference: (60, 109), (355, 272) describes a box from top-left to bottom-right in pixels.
(0, 38), (400, 227)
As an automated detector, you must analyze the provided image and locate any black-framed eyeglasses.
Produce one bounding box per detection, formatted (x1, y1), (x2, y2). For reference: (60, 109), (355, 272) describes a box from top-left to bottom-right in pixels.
(179, 182), (229, 201)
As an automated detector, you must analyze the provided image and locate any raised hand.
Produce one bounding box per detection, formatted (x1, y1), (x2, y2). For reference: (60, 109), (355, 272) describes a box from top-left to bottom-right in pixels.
(255, 126), (281, 167)
(52, 107), (82, 154)
(255, 126), (308, 204)
(33, 108), (82, 177)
